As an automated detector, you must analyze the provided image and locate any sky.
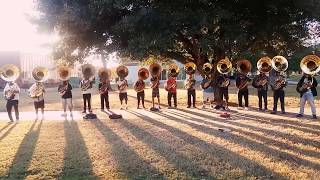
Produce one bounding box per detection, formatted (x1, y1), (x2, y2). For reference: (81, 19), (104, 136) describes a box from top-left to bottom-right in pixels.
(0, 0), (58, 53)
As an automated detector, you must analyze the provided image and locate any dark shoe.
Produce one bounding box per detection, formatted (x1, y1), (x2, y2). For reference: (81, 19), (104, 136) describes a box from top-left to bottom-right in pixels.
(271, 111), (277, 114)
(100, 109), (104, 112)
(89, 110), (93, 113)
(281, 111), (286, 114)
(82, 110), (86, 113)
(296, 114), (303, 118)
(187, 106), (191, 108)
(312, 115), (317, 119)
(193, 106), (197, 108)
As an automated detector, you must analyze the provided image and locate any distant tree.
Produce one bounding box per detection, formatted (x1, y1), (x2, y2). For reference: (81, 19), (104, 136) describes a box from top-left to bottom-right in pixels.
(36, 0), (320, 76)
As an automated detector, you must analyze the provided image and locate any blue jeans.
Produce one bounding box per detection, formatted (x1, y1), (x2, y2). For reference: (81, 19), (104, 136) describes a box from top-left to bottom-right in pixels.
(299, 91), (316, 115)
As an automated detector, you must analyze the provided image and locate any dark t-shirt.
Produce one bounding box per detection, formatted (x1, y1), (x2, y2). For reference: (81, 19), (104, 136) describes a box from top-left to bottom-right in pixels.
(58, 83), (72, 99)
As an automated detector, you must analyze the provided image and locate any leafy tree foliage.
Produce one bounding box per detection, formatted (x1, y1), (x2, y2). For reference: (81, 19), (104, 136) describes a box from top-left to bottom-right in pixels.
(36, 0), (320, 74)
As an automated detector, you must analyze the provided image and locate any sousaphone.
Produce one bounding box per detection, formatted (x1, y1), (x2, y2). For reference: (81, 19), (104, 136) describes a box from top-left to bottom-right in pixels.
(0, 64), (20, 82)
(28, 66), (49, 98)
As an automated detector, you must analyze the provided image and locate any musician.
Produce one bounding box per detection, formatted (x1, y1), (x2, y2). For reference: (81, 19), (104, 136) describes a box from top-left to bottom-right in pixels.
(29, 82), (46, 119)
(117, 77), (128, 109)
(236, 73), (251, 110)
(252, 72), (269, 111)
(80, 77), (94, 113)
(134, 77), (146, 109)
(58, 80), (73, 116)
(3, 81), (20, 122)
(166, 76), (177, 108)
(271, 71), (287, 114)
(185, 74), (196, 108)
(150, 76), (161, 109)
(99, 79), (111, 111)
(215, 74), (230, 110)
(296, 73), (318, 119)
(201, 76), (214, 109)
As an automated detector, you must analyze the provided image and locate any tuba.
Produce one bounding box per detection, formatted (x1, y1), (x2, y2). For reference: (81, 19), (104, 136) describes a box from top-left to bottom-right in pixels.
(28, 66), (49, 98)
(271, 56), (288, 90)
(81, 64), (95, 91)
(98, 67), (111, 94)
(298, 55), (320, 92)
(168, 63), (180, 77)
(116, 65), (129, 91)
(201, 63), (213, 89)
(134, 68), (149, 92)
(165, 64), (180, 91)
(184, 62), (197, 89)
(256, 57), (272, 86)
(0, 64), (20, 100)
(236, 60), (252, 89)
(149, 63), (162, 89)
(217, 57), (232, 87)
(57, 66), (71, 95)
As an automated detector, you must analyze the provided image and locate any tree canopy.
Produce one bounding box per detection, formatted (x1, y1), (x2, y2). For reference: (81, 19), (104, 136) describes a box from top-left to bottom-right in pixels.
(36, 0), (320, 74)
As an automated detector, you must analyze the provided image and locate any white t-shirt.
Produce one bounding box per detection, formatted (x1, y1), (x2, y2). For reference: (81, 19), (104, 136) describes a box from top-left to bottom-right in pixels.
(117, 79), (128, 93)
(3, 82), (20, 100)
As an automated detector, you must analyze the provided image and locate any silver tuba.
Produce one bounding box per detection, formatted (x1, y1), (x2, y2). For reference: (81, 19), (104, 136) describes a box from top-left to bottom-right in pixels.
(28, 66), (49, 98)
(0, 64), (20, 100)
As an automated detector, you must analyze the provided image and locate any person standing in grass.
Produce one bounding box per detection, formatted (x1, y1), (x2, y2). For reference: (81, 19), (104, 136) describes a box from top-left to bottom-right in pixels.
(58, 80), (73, 116)
(201, 76), (214, 109)
(117, 77), (128, 110)
(4, 81), (20, 123)
(28, 81), (46, 120)
(165, 75), (177, 108)
(296, 73), (317, 119)
(185, 74), (197, 108)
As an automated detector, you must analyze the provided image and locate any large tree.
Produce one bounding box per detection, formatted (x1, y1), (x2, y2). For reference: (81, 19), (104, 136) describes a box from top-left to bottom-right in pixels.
(36, 0), (320, 74)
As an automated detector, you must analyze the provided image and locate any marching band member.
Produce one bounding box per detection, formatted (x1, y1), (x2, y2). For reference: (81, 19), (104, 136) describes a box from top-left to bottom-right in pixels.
(271, 71), (287, 114)
(134, 77), (146, 109)
(236, 73), (250, 110)
(80, 77), (95, 113)
(4, 81), (20, 122)
(58, 80), (73, 116)
(296, 73), (317, 119)
(252, 71), (269, 111)
(166, 75), (177, 108)
(201, 76), (214, 109)
(185, 74), (196, 108)
(215, 74), (230, 110)
(99, 78), (111, 111)
(117, 76), (128, 110)
(150, 76), (161, 109)
(28, 82), (46, 119)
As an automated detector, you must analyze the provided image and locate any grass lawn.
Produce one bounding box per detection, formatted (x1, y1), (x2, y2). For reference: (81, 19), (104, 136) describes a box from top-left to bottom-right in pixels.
(0, 84), (319, 179)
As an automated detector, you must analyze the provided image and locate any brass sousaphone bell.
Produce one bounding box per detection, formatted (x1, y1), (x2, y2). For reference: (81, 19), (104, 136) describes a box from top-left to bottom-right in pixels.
(57, 66), (72, 81)
(202, 63), (213, 75)
(300, 54), (320, 76)
(134, 67), (150, 92)
(272, 56), (288, 72)
(116, 65), (129, 79)
(217, 57), (232, 75)
(237, 60), (252, 75)
(81, 64), (95, 80)
(257, 57), (272, 73)
(184, 62), (197, 75)
(0, 64), (20, 82)
(168, 63), (180, 77)
(149, 63), (162, 89)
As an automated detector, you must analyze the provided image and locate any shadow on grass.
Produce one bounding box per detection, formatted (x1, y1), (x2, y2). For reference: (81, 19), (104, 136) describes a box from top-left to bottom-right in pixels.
(179, 108), (320, 148)
(61, 119), (96, 179)
(0, 124), (11, 133)
(126, 109), (285, 179)
(155, 109), (320, 171)
(0, 123), (17, 142)
(90, 118), (164, 179)
(5, 120), (42, 179)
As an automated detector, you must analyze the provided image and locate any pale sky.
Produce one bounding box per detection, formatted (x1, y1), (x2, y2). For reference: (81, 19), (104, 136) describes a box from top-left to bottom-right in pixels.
(0, 0), (58, 53)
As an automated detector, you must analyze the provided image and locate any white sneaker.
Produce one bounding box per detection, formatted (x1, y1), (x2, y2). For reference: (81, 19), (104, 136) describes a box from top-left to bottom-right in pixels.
(244, 107), (249, 110)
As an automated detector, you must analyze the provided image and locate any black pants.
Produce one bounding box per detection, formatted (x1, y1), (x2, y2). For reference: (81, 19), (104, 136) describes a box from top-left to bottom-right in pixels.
(238, 89), (249, 107)
(137, 91), (145, 107)
(168, 92), (177, 107)
(100, 92), (110, 110)
(258, 90), (268, 110)
(187, 89), (196, 107)
(83, 94), (91, 111)
(273, 90), (285, 112)
(7, 100), (19, 121)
